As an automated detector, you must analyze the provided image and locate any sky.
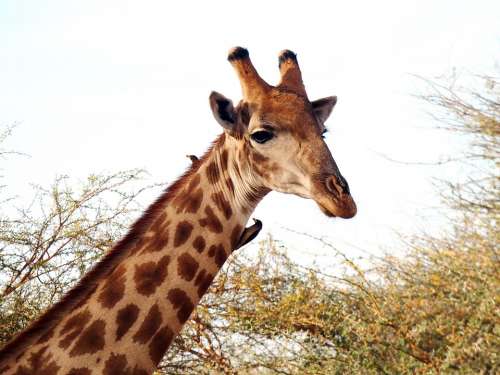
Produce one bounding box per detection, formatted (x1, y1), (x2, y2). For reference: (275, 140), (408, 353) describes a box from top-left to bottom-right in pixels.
(0, 0), (498, 264)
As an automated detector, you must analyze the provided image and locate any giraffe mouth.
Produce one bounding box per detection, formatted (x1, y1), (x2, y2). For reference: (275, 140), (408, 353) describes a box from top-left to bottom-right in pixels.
(318, 202), (336, 217)
(312, 173), (357, 219)
(313, 179), (357, 219)
(316, 196), (357, 218)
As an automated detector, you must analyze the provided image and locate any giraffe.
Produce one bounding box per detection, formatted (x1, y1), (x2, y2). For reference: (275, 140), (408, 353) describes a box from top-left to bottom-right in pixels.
(0, 47), (356, 374)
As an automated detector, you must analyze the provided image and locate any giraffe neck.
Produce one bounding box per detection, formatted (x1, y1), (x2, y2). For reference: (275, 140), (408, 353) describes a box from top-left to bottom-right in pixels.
(1, 134), (268, 375)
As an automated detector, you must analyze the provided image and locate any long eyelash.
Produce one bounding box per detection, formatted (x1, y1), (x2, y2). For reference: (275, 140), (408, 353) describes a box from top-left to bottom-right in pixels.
(321, 128), (329, 138)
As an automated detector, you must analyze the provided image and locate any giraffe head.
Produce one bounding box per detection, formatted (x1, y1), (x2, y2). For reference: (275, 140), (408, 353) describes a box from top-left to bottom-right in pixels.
(209, 47), (356, 219)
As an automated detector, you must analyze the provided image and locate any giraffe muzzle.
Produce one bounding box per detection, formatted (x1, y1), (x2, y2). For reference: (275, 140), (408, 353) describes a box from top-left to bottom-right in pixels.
(316, 174), (357, 219)
(326, 174), (350, 196)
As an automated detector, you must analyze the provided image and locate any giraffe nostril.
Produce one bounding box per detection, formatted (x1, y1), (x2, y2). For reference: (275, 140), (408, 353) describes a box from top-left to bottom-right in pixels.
(326, 175), (350, 196)
(338, 175), (350, 195)
(326, 176), (342, 196)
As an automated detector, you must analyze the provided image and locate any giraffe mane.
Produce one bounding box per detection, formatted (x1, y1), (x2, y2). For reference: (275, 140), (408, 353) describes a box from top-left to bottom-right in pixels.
(0, 134), (226, 362)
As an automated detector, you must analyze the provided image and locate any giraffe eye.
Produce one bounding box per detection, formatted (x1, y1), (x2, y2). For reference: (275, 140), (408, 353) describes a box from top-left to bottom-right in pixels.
(250, 130), (274, 144)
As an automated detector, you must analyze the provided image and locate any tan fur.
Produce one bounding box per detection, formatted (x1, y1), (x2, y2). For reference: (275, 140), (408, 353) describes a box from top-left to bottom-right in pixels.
(0, 48), (356, 374)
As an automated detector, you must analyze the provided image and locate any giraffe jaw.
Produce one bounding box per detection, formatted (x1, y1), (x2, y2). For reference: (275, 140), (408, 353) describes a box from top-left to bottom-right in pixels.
(318, 203), (337, 217)
(315, 193), (357, 219)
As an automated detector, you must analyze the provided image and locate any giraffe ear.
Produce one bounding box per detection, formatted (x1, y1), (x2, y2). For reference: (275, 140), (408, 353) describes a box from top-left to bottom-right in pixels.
(312, 96), (337, 124)
(209, 91), (237, 131)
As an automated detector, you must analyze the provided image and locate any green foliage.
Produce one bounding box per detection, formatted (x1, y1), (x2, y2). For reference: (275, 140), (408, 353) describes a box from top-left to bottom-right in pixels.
(161, 224), (497, 374)
(0, 72), (498, 374)
(160, 72), (499, 374)
(0, 168), (153, 344)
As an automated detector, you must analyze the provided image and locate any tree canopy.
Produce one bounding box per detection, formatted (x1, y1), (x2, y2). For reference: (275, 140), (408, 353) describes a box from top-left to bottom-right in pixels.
(0, 72), (498, 374)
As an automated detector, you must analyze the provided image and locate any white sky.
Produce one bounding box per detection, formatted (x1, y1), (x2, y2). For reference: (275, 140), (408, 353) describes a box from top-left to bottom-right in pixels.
(1, 0), (498, 262)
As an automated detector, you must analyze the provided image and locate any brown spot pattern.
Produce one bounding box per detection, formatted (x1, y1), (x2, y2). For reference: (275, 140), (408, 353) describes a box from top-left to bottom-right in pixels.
(199, 206), (223, 233)
(145, 229), (169, 253)
(211, 192), (233, 220)
(130, 237), (147, 255)
(193, 236), (206, 253)
(167, 288), (195, 323)
(215, 245), (227, 267)
(134, 255), (170, 296)
(13, 346), (60, 375)
(221, 149), (229, 170)
(149, 326), (174, 366)
(172, 175), (203, 214)
(67, 368), (91, 375)
(174, 221), (193, 247)
(194, 269), (214, 297)
(177, 253), (199, 281)
(150, 212), (168, 233)
(98, 265), (127, 309)
(132, 304), (162, 344)
(175, 189), (203, 214)
(188, 174), (201, 189)
(186, 189), (203, 213)
(69, 319), (106, 357)
(251, 150), (269, 164)
(208, 245), (216, 257)
(225, 178), (235, 196)
(115, 304), (140, 341)
(73, 284), (97, 311)
(206, 161), (220, 184)
(103, 352), (148, 375)
(207, 243), (227, 267)
(103, 353), (126, 375)
(59, 309), (92, 349)
(36, 328), (54, 344)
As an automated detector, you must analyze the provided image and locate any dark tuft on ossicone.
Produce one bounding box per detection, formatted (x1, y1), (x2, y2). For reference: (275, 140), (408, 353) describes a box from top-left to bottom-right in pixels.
(228, 47), (249, 61)
(278, 50), (297, 67)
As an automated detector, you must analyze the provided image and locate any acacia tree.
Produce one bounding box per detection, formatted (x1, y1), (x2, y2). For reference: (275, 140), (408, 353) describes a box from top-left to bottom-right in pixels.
(160, 72), (499, 374)
(0, 129), (154, 344)
(0, 70), (498, 374)
(417, 72), (499, 215)
(0, 125), (20, 205)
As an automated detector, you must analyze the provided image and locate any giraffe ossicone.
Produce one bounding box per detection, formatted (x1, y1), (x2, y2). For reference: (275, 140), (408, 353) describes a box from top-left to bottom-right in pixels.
(0, 47), (356, 374)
